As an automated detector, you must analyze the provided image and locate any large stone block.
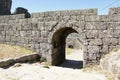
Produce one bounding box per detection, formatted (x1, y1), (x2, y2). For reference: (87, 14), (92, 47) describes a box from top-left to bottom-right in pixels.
(88, 46), (100, 54)
(103, 38), (119, 46)
(109, 7), (120, 15)
(38, 22), (44, 30)
(85, 22), (107, 30)
(113, 30), (120, 38)
(0, 36), (5, 42)
(85, 15), (100, 21)
(45, 22), (58, 31)
(88, 39), (102, 45)
(41, 31), (48, 37)
(99, 30), (114, 38)
(85, 30), (99, 38)
(100, 45), (109, 54)
(0, 24), (4, 30)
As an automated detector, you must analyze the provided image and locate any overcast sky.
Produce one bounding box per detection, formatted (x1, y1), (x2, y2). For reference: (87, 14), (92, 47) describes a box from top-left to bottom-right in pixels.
(11, 0), (120, 14)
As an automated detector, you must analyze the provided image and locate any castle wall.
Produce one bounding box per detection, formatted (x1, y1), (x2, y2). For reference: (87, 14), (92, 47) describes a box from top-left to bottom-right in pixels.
(0, 8), (119, 66)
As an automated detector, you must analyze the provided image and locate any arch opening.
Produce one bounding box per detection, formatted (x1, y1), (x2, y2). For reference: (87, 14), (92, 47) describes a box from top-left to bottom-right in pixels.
(52, 27), (84, 69)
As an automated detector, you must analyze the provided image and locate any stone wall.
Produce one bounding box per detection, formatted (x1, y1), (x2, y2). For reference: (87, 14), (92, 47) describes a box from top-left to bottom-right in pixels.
(0, 7), (119, 67)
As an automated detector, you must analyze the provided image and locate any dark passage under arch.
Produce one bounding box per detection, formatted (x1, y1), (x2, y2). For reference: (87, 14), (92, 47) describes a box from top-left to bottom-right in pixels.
(52, 27), (83, 68)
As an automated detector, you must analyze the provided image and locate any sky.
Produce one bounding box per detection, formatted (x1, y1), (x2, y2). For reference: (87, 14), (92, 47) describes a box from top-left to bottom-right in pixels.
(11, 0), (120, 14)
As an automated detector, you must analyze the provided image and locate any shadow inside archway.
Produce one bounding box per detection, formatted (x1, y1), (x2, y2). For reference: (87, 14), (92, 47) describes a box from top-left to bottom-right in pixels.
(59, 59), (83, 69)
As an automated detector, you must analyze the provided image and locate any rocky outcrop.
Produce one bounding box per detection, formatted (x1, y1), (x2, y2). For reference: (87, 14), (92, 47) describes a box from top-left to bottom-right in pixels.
(13, 7), (31, 18)
(0, 0), (12, 15)
(100, 48), (120, 80)
(0, 53), (40, 68)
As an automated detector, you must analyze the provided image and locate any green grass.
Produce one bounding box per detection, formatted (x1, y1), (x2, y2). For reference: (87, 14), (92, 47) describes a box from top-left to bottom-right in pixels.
(0, 44), (33, 60)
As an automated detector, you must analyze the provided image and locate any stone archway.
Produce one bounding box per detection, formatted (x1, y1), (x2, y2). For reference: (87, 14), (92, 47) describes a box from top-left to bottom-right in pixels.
(51, 27), (83, 66)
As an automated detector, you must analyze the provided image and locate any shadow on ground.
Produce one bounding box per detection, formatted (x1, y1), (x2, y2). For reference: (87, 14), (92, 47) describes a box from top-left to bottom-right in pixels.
(59, 59), (83, 69)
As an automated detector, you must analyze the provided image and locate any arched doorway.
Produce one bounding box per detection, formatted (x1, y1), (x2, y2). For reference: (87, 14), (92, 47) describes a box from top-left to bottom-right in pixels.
(51, 27), (84, 68)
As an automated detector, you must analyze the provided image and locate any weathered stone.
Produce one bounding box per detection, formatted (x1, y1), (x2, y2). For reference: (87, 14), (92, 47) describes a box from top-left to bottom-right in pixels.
(88, 39), (102, 45)
(0, 6), (119, 67)
(38, 22), (44, 30)
(45, 22), (58, 31)
(85, 30), (99, 38)
(0, 59), (14, 68)
(100, 45), (109, 54)
(88, 46), (100, 54)
(85, 22), (107, 30)
(41, 31), (48, 37)
(103, 38), (119, 46)
(113, 30), (120, 38)
(100, 49), (120, 75)
(5, 36), (11, 42)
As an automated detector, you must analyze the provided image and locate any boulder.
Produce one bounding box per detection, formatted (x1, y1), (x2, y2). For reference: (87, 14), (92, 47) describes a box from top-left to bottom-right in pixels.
(13, 7), (31, 18)
(100, 48), (120, 80)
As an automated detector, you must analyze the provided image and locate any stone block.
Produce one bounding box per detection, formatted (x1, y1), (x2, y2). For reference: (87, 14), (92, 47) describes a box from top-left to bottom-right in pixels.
(0, 36), (5, 42)
(119, 38), (120, 45)
(38, 22), (44, 30)
(99, 30), (114, 38)
(45, 22), (58, 31)
(76, 15), (85, 21)
(85, 22), (107, 30)
(88, 46), (100, 54)
(31, 23), (38, 31)
(4, 24), (12, 31)
(20, 31), (26, 37)
(31, 31), (40, 37)
(109, 46), (116, 52)
(5, 36), (11, 42)
(40, 43), (48, 49)
(103, 38), (119, 46)
(0, 24), (4, 30)
(9, 31), (14, 36)
(88, 39), (102, 45)
(100, 45), (109, 54)
(14, 31), (20, 37)
(38, 38), (48, 43)
(85, 30), (99, 38)
(21, 23), (32, 30)
(59, 16), (70, 21)
(19, 19), (28, 24)
(34, 44), (40, 49)
(11, 36), (16, 42)
(41, 31), (48, 37)
(0, 31), (5, 36)
(88, 53), (97, 60)
(72, 21), (85, 30)
(113, 30), (120, 38)
(85, 15), (100, 21)
(109, 7), (120, 15)
(31, 13), (41, 18)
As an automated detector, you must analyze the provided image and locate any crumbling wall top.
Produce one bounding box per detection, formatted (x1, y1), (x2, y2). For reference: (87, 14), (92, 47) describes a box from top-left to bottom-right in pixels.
(31, 8), (98, 18)
(109, 7), (120, 15)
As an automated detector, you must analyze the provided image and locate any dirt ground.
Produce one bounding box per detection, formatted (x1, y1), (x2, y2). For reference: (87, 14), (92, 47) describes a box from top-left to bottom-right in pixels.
(0, 49), (107, 80)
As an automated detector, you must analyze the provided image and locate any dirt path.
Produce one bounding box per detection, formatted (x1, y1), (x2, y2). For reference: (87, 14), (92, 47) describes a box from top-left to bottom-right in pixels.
(60, 49), (83, 69)
(0, 49), (107, 80)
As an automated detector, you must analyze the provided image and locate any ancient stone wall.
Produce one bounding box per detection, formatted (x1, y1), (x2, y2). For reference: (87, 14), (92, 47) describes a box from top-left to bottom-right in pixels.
(0, 7), (119, 67)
